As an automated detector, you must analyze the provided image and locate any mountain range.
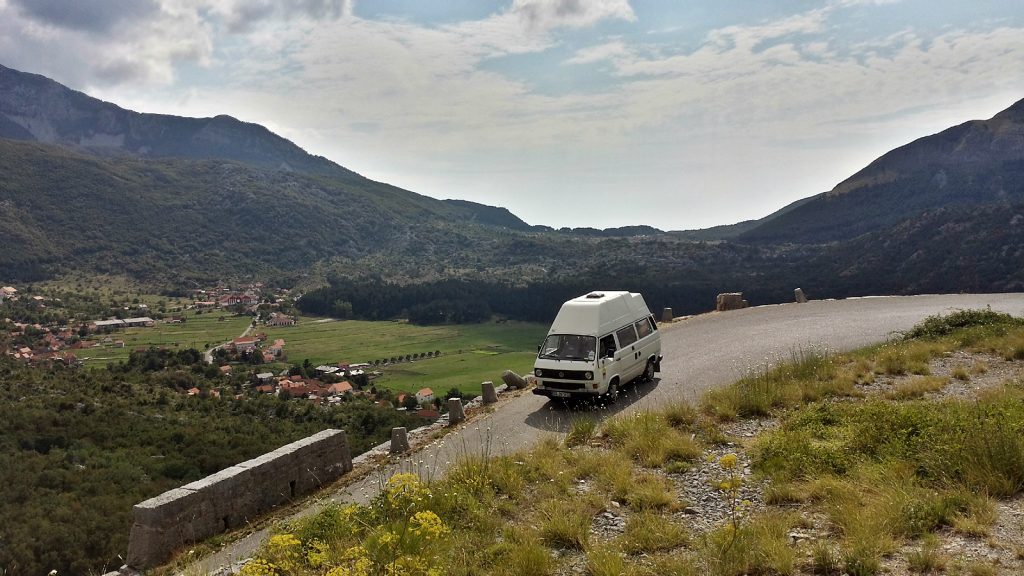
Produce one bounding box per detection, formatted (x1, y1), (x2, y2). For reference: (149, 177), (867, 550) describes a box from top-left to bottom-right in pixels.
(1, 62), (1023, 311)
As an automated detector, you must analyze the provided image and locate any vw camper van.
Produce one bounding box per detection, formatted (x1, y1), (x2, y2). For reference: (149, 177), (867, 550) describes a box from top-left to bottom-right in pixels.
(532, 291), (662, 401)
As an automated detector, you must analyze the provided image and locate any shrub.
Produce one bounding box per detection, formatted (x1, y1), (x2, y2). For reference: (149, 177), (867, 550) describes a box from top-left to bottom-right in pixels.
(901, 309), (1024, 341)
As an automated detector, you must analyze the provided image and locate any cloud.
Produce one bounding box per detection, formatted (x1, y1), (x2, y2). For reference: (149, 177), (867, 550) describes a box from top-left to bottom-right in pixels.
(215, 0), (351, 33)
(565, 39), (628, 65)
(511, 0), (635, 32)
(0, 0), (355, 89)
(9, 0), (160, 34)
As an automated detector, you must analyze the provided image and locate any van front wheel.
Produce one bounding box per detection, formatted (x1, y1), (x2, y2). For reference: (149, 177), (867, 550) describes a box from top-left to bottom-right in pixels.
(604, 380), (619, 403)
(642, 359), (656, 382)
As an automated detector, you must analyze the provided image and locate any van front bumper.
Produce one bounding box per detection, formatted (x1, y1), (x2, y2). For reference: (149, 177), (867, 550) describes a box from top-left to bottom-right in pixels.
(532, 383), (600, 399)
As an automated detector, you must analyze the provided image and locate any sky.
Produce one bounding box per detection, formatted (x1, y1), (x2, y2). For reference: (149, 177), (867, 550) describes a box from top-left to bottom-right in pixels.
(2, 1), (1023, 231)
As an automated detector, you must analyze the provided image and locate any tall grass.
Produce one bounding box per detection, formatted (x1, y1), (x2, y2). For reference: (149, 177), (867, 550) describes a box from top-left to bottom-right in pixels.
(603, 411), (701, 468)
(702, 349), (857, 420)
(699, 512), (797, 576)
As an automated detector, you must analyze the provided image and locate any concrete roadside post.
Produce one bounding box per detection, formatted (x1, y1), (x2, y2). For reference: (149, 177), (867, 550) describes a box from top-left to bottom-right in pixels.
(795, 288), (808, 303)
(661, 307), (673, 323)
(448, 398), (466, 425)
(481, 381), (498, 404)
(390, 427), (410, 454)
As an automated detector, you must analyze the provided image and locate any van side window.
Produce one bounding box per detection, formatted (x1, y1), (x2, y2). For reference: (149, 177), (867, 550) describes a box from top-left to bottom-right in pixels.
(635, 318), (652, 339)
(599, 335), (616, 358)
(616, 325), (638, 347)
(648, 316), (658, 331)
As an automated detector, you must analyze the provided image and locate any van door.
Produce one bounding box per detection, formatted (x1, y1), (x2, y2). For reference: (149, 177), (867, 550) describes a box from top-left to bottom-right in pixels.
(598, 334), (619, 391)
(633, 316), (659, 375)
(614, 324), (642, 381)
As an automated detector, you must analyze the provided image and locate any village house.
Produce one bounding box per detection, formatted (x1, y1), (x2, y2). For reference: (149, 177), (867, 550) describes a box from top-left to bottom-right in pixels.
(415, 387), (434, 405)
(91, 317), (155, 331)
(267, 339), (286, 357)
(326, 381), (353, 396)
(265, 312), (296, 327)
(231, 336), (259, 353)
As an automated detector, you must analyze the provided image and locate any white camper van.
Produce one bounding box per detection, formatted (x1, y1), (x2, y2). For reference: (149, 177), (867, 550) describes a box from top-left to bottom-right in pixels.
(532, 291), (662, 401)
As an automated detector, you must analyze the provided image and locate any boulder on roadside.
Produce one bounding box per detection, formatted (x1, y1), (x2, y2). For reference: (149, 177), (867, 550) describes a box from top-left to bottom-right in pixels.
(502, 369), (527, 389)
(716, 293), (749, 312)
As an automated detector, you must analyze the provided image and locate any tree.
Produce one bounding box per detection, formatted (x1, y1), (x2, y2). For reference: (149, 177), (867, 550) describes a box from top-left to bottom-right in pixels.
(331, 299), (353, 319)
(401, 395), (418, 410)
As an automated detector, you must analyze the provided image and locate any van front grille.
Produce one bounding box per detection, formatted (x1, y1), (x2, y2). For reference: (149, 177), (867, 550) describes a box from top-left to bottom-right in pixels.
(535, 369), (591, 380)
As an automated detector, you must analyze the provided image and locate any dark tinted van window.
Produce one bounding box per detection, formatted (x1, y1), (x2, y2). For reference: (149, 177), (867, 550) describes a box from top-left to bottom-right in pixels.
(635, 318), (652, 339)
(616, 325), (638, 347)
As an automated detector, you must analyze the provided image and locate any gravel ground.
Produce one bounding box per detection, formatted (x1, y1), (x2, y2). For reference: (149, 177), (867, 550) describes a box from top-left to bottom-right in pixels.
(552, 348), (1024, 575)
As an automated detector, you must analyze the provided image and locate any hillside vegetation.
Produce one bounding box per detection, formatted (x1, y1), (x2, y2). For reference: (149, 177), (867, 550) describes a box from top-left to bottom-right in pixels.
(0, 351), (424, 576)
(234, 310), (1024, 576)
(3, 63), (1024, 312)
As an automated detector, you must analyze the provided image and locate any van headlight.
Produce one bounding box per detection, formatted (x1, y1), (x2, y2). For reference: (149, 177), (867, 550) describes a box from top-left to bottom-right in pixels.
(534, 368), (543, 377)
(585, 371), (593, 380)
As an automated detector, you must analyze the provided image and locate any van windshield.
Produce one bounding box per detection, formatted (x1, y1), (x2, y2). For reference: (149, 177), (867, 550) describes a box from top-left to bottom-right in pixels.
(538, 334), (596, 361)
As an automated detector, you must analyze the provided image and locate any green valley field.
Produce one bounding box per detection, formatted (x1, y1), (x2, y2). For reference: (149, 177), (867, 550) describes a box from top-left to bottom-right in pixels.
(80, 311), (252, 367)
(260, 318), (547, 394)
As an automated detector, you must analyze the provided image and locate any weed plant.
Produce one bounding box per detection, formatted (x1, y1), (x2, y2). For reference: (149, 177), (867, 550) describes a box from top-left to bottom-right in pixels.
(565, 416), (597, 447)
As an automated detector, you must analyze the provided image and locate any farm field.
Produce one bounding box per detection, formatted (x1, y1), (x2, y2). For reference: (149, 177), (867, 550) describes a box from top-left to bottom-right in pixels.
(80, 311), (252, 366)
(261, 318), (547, 394)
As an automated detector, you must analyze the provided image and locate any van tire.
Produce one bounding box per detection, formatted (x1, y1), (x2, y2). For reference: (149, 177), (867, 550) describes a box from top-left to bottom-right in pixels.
(604, 380), (620, 402)
(642, 359), (656, 382)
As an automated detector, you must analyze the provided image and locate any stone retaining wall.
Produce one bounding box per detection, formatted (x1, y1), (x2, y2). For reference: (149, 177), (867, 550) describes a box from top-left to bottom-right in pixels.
(126, 429), (352, 569)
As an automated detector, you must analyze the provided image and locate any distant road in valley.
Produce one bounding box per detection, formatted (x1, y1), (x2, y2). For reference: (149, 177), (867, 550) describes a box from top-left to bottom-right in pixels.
(189, 293), (1024, 575)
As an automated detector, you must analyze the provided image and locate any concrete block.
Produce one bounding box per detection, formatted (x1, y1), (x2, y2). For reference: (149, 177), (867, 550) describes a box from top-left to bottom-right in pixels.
(448, 398), (466, 425)
(390, 427), (410, 453)
(481, 381), (498, 404)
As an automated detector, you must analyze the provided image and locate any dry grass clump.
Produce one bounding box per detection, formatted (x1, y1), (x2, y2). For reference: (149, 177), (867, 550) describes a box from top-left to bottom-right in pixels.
(702, 350), (861, 420)
(603, 411), (702, 468)
(616, 511), (689, 554)
(885, 375), (949, 399)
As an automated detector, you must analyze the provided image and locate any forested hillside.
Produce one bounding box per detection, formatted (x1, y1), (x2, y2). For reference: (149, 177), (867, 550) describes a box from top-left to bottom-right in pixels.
(0, 350), (422, 575)
(3, 62), (1024, 313)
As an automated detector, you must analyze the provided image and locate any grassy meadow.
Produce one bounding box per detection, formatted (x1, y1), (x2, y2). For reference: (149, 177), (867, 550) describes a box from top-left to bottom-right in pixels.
(80, 311), (252, 366)
(261, 318), (547, 394)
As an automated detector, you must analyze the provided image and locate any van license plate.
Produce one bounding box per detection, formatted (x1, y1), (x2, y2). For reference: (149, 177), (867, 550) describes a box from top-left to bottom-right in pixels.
(551, 391), (570, 398)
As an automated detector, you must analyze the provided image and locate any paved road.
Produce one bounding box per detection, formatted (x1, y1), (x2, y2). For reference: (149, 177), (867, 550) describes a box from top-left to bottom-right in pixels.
(188, 293), (1024, 574)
